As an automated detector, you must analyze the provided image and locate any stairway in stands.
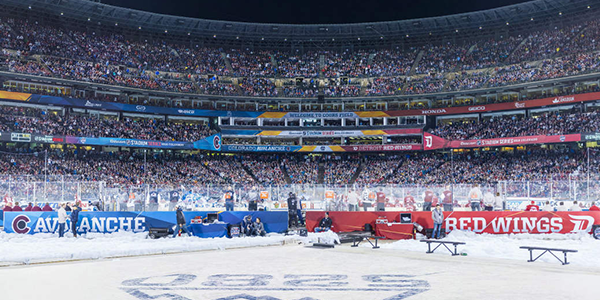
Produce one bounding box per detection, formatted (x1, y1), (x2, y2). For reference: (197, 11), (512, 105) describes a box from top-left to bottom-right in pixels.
(317, 162), (325, 184)
(280, 163), (293, 184)
(349, 162), (364, 185)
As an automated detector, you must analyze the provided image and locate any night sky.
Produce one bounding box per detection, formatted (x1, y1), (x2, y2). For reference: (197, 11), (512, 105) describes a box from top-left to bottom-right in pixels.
(101, 0), (531, 24)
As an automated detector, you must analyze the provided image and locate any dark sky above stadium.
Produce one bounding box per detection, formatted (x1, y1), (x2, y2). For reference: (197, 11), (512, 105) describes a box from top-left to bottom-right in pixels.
(101, 0), (531, 24)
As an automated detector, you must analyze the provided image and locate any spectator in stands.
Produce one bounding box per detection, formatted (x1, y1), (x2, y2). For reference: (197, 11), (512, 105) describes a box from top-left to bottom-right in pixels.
(432, 204), (444, 239)
(314, 212), (333, 233)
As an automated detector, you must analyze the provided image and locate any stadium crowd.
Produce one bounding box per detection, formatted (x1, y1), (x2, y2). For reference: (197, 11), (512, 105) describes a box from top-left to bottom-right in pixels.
(0, 105), (216, 142)
(2, 17), (600, 99)
(429, 110), (600, 140)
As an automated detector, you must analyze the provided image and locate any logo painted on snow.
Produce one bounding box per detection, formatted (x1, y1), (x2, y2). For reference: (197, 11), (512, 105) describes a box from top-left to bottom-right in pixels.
(12, 215), (31, 234)
(121, 273), (430, 300)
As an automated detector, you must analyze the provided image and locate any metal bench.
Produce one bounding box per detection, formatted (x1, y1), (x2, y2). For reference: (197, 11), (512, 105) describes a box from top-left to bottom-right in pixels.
(519, 246), (578, 265)
(350, 235), (384, 249)
(420, 239), (465, 256)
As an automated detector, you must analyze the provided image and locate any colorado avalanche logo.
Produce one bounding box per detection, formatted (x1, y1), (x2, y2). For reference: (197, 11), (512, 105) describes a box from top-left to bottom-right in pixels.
(12, 215), (31, 234)
(560, 135), (566, 142)
(213, 135), (221, 150)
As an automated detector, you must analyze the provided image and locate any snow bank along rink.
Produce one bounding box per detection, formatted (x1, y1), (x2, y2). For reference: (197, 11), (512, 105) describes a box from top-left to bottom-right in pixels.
(0, 232), (597, 300)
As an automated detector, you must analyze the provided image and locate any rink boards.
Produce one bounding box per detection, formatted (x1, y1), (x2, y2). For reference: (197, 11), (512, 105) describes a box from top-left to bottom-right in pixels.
(2, 211), (288, 235)
(306, 211), (600, 236)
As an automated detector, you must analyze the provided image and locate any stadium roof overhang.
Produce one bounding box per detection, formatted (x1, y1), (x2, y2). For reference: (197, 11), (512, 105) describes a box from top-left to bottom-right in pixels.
(0, 0), (599, 47)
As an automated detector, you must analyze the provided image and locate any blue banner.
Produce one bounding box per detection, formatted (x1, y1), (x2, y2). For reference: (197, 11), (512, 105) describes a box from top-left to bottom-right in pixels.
(193, 134), (222, 151)
(222, 145), (303, 152)
(3, 211), (287, 234)
(0, 131), (220, 151)
(16, 94), (263, 118)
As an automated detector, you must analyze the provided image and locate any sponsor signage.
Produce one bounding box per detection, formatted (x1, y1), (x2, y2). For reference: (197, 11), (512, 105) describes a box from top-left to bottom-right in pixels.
(307, 211), (600, 235)
(342, 144), (421, 152)
(3, 90), (599, 120)
(423, 133), (581, 150)
(448, 134), (581, 148)
(0, 131), (221, 151)
(4, 211), (288, 234)
(582, 132), (600, 141)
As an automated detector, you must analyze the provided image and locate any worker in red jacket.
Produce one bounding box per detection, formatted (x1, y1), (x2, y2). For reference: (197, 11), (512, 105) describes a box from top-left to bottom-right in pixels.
(589, 202), (600, 211)
(32, 204), (42, 211)
(24, 203), (33, 211)
(3, 203), (12, 212)
(525, 201), (540, 212)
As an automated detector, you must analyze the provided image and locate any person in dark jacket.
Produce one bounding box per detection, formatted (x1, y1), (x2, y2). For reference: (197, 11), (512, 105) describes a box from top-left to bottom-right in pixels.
(287, 192), (298, 228)
(65, 202), (72, 212)
(70, 202), (82, 237)
(241, 215), (253, 236)
(314, 212), (332, 232)
(252, 217), (266, 237)
(172, 206), (191, 237)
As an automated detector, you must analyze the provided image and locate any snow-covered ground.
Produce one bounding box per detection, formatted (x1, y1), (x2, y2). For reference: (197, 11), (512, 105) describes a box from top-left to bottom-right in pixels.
(0, 231), (338, 265)
(375, 231), (600, 268)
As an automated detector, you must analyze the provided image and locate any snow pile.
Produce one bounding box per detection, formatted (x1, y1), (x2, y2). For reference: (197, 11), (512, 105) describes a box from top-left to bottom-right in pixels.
(381, 231), (600, 267)
(297, 231), (341, 245)
(0, 231), (293, 265)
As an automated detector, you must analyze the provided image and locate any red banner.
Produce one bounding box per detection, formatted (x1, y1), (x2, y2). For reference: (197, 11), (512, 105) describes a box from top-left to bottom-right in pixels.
(423, 132), (448, 150)
(423, 133), (581, 150)
(448, 133), (581, 148)
(341, 144), (421, 152)
(306, 211), (600, 236)
(383, 91), (600, 117)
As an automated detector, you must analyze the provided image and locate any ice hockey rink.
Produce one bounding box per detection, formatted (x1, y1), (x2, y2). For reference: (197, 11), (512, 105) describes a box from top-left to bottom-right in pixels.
(1, 234), (599, 300)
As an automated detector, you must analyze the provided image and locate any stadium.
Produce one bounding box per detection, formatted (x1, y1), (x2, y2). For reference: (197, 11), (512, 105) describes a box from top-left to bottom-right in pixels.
(1, 0), (600, 299)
